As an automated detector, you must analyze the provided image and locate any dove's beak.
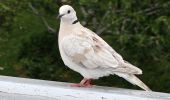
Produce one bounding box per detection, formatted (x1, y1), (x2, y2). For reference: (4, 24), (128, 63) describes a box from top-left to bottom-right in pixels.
(57, 14), (65, 19)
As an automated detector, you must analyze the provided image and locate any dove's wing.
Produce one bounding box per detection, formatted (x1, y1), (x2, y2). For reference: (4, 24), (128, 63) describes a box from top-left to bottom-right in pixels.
(83, 28), (124, 63)
(61, 28), (141, 74)
(82, 28), (142, 74)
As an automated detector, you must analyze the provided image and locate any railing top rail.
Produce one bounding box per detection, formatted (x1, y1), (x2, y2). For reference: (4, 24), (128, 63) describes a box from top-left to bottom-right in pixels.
(0, 75), (169, 100)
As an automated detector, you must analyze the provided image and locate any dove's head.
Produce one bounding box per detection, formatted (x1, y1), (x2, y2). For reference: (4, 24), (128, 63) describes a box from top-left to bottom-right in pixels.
(58, 5), (78, 24)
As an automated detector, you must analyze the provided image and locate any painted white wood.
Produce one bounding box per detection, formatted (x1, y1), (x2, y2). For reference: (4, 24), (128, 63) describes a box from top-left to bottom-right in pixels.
(0, 75), (169, 100)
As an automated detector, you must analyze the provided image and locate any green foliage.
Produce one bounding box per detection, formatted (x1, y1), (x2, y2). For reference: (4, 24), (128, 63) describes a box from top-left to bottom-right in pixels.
(18, 32), (82, 82)
(0, 0), (170, 93)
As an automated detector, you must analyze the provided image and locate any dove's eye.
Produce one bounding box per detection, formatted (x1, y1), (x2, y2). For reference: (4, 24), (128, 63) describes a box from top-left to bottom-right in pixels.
(67, 10), (70, 14)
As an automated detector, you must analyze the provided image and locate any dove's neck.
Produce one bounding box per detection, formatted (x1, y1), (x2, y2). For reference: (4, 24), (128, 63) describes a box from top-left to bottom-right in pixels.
(59, 19), (82, 41)
(60, 15), (80, 24)
(60, 19), (81, 26)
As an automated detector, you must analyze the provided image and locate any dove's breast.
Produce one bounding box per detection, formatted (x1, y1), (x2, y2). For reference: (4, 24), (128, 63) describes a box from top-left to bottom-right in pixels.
(59, 35), (87, 75)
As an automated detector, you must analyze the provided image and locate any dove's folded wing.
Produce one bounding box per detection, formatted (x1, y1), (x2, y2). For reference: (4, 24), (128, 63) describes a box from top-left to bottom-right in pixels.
(82, 28), (142, 74)
(83, 28), (124, 63)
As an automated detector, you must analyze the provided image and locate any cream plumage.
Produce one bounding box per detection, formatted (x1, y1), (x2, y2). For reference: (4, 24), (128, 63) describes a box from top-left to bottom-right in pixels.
(58, 5), (151, 91)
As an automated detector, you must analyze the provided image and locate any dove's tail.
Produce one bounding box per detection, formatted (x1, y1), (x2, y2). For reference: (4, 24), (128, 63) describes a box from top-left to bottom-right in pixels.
(115, 73), (151, 91)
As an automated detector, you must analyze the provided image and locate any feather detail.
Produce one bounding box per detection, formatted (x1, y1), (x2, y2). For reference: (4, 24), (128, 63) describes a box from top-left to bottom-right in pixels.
(115, 73), (151, 91)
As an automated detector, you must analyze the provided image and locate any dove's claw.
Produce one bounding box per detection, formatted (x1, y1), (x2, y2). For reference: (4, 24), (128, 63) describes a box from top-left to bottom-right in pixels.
(70, 78), (93, 88)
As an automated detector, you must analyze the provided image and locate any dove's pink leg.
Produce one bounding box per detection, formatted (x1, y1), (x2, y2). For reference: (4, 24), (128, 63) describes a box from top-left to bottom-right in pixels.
(71, 78), (93, 88)
(84, 79), (92, 87)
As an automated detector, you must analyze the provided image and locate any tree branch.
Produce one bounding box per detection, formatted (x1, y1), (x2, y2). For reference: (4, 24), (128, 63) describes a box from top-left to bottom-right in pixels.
(28, 3), (56, 34)
(96, 17), (124, 35)
(80, 6), (88, 26)
(96, 5), (115, 35)
(95, 2), (166, 35)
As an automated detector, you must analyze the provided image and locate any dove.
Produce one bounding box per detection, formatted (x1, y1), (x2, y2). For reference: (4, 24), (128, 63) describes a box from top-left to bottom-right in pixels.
(58, 5), (151, 91)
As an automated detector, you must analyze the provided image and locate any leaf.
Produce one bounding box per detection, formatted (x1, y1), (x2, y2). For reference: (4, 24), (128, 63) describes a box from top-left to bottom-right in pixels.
(0, 3), (10, 11)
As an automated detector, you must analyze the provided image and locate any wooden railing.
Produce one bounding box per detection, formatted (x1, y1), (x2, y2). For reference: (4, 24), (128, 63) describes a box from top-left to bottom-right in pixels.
(0, 75), (169, 100)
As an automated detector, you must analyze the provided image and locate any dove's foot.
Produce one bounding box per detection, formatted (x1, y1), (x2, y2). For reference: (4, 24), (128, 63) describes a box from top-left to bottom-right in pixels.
(71, 78), (93, 88)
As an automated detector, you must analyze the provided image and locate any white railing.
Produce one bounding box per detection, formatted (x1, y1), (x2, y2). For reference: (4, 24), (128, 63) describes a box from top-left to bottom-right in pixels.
(0, 75), (169, 100)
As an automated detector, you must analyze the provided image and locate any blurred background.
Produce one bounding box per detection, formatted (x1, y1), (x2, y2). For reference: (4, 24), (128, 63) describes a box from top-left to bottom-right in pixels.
(0, 0), (170, 93)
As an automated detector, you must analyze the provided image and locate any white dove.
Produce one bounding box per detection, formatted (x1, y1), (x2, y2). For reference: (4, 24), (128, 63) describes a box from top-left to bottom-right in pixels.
(58, 5), (151, 91)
